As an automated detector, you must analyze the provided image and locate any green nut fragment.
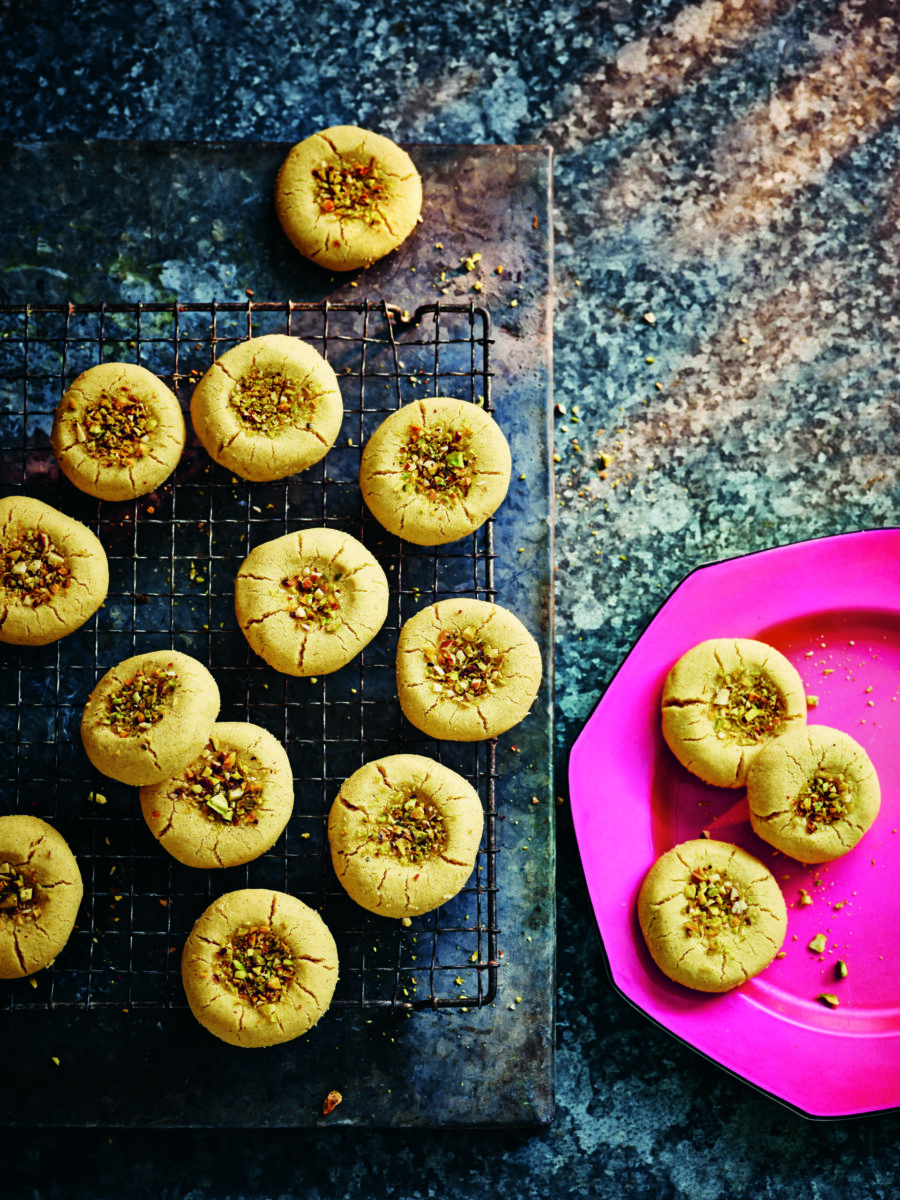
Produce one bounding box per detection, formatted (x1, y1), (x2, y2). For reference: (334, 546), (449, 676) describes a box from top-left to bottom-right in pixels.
(836, 960), (849, 980)
(817, 993), (840, 1009)
(808, 933), (827, 954)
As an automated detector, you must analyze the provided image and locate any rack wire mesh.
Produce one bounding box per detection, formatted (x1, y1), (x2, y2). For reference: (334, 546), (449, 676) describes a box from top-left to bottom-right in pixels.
(0, 299), (499, 1013)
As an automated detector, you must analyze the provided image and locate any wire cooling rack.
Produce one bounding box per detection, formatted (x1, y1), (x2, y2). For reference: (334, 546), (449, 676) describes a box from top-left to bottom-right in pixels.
(0, 299), (499, 1013)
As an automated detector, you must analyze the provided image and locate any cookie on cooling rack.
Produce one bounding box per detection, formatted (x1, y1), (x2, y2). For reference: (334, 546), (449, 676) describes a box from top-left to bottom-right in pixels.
(190, 334), (343, 482)
(396, 597), (542, 741)
(747, 724), (881, 864)
(359, 396), (512, 546)
(0, 815), (83, 979)
(0, 495), (108, 646)
(51, 362), (186, 501)
(637, 839), (787, 994)
(234, 526), (389, 676)
(328, 754), (484, 918)
(80, 649), (220, 786)
(181, 888), (339, 1047)
(275, 125), (422, 272)
(660, 637), (807, 788)
(139, 721), (294, 869)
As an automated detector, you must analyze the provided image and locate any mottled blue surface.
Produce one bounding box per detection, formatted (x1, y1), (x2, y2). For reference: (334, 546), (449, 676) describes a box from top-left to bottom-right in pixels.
(3, 0), (900, 1195)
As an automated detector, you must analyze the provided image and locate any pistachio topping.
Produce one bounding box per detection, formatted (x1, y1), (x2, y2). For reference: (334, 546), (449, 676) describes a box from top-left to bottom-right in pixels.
(0, 529), (72, 608)
(0, 861), (41, 917)
(373, 789), (448, 864)
(709, 667), (785, 744)
(102, 666), (177, 737)
(216, 924), (295, 1010)
(424, 627), (502, 704)
(796, 770), (849, 832)
(311, 157), (386, 221)
(681, 865), (753, 951)
(229, 366), (313, 435)
(72, 385), (157, 465)
(282, 568), (343, 631)
(176, 740), (263, 826)
(400, 424), (474, 503)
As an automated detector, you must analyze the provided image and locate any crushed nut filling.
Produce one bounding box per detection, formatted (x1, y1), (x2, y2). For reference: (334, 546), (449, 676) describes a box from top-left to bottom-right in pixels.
(424, 627), (502, 704)
(709, 667), (785, 744)
(312, 158), (385, 221)
(177, 740), (263, 826)
(282, 568), (343, 631)
(230, 367), (313, 435)
(0, 861), (41, 918)
(400, 424), (473, 503)
(373, 791), (447, 864)
(102, 666), (177, 737)
(215, 924), (295, 1010)
(682, 865), (753, 951)
(72, 385), (157, 465)
(796, 771), (849, 832)
(0, 529), (72, 608)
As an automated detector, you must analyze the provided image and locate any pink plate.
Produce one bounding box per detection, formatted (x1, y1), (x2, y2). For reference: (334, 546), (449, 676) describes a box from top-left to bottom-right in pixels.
(569, 529), (900, 1118)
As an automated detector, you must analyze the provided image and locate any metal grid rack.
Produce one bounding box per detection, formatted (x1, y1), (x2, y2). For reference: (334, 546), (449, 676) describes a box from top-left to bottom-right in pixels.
(0, 299), (499, 1013)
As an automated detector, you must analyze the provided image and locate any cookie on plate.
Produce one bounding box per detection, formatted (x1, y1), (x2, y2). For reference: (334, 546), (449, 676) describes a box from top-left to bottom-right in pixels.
(360, 396), (512, 545)
(139, 722), (294, 869)
(181, 888), (339, 1047)
(328, 754), (483, 918)
(234, 527), (388, 676)
(0, 495), (108, 646)
(396, 598), (542, 741)
(275, 125), (422, 272)
(51, 362), (186, 501)
(0, 815), (83, 979)
(190, 335), (343, 482)
(637, 839), (787, 994)
(747, 724), (881, 864)
(81, 649), (220, 786)
(661, 637), (807, 788)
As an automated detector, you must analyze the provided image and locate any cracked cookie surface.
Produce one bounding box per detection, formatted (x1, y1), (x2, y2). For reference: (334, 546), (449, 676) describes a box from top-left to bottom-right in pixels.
(51, 362), (186, 501)
(190, 334), (343, 482)
(661, 637), (807, 788)
(80, 649), (220, 786)
(235, 527), (388, 676)
(396, 598), (542, 741)
(747, 724), (880, 863)
(181, 888), (338, 1047)
(139, 721), (294, 869)
(0, 815), (83, 979)
(0, 495), (109, 646)
(275, 125), (422, 272)
(328, 754), (483, 918)
(638, 839), (787, 993)
(360, 396), (512, 546)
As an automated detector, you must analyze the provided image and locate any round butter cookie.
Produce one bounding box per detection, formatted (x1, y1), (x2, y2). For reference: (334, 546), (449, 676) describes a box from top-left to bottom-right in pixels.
(747, 724), (880, 864)
(360, 396), (512, 546)
(661, 637), (807, 788)
(275, 125), (422, 272)
(81, 649), (220, 786)
(328, 754), (483, 918)
(140, 722), (294, 869)
(235, 527), (388, 677)
(190, 335), (343, 482)
(0, 495), (108, 646)
(51, 362), (185, 501)
(638, 839), (787, 994)
(0, 815), (83, 979)
(181, 888), (339, 1047)
(396, 598), (542, 741)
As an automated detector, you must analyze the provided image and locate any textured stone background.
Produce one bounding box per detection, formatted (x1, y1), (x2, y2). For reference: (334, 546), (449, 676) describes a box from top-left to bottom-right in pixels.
(3, 0), (900, 1196)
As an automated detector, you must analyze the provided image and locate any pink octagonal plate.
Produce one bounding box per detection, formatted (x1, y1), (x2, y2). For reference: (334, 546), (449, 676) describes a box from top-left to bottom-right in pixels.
(569, 529), (900, 1118)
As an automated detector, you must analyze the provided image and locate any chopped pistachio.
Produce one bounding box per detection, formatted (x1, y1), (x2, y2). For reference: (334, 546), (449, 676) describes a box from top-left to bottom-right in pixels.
(0, 529), (72, 609)
(75, 384), (157, 466)
(399, 422), (474, 503)
(372, 790), (447, 865)
(281, 568), (343, 631)
(836, 960), (849, 979)
(681, 864), (753, 951)
(709, 667), (785, 744)
(817, 993), (840, 1009)
(808, 933), (828, 954)
(312, 157), (386, 224)
(424, 628), (503, 705)
(102, 667), (177, 737)
(216, 924), (295, 1009)
(229, 366), (316, 435)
